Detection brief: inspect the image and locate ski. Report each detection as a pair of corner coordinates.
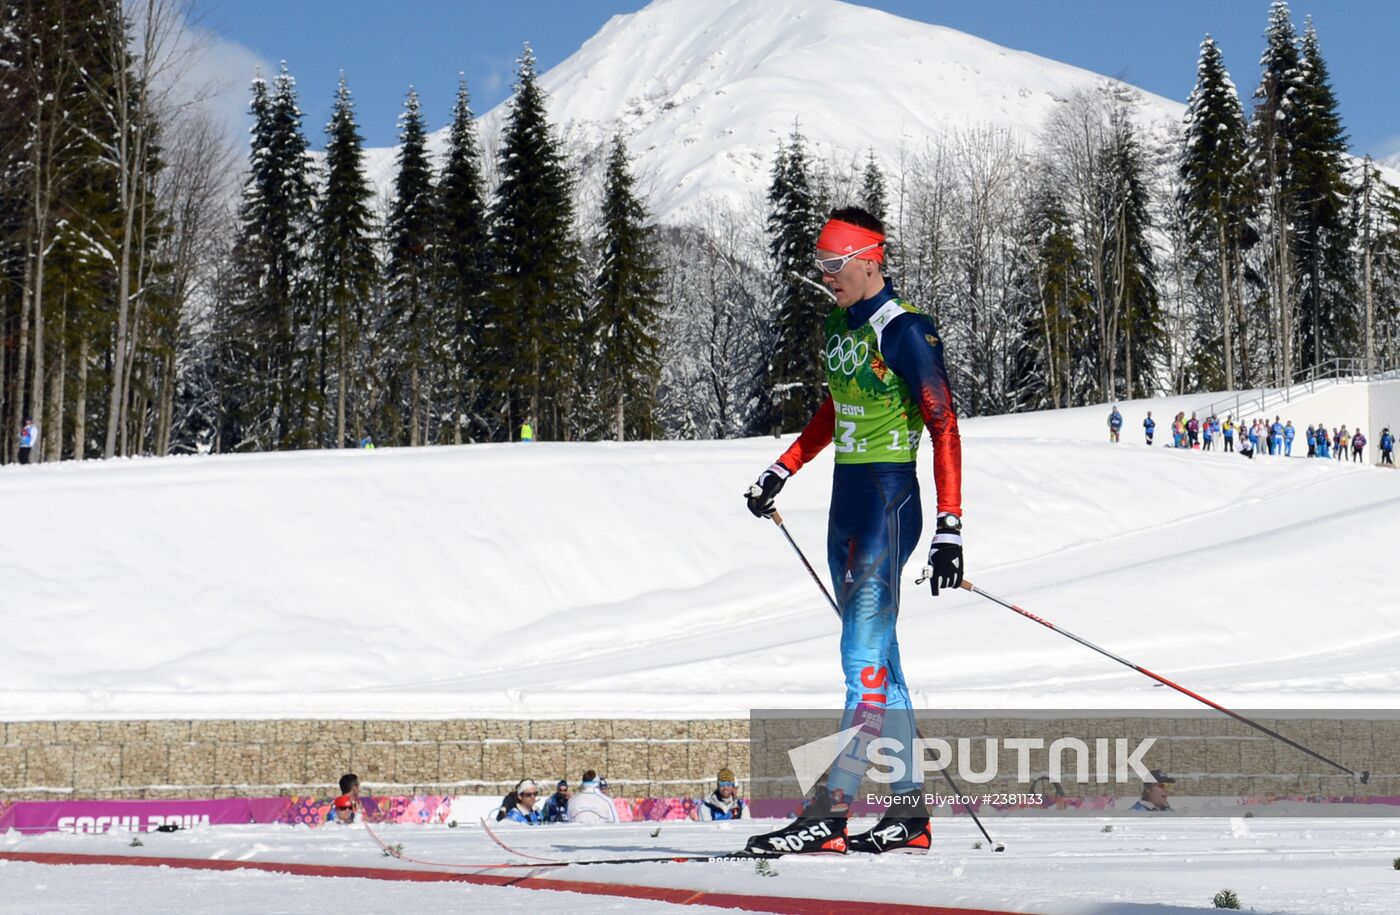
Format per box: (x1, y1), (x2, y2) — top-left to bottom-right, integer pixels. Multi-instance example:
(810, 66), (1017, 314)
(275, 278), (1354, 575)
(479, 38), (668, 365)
(478, 815), (779, 867)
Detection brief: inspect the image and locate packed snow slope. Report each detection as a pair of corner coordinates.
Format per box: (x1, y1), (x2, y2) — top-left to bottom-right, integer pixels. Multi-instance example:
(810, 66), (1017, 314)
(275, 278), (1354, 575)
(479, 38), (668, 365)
(4, 384), (1397, 720)
(363, 0), (1185, 224)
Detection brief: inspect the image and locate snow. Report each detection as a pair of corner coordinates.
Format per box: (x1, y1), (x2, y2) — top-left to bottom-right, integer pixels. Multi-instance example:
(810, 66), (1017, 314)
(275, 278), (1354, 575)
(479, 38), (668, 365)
(3, 380), (1398, 720)
(3, 817), (1399, 914)
(357, 0), (1187, 225)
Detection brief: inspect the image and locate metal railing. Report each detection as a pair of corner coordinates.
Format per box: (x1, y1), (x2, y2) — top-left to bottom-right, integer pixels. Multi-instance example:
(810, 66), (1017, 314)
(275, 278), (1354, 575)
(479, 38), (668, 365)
(1190, 357), (1400, 421)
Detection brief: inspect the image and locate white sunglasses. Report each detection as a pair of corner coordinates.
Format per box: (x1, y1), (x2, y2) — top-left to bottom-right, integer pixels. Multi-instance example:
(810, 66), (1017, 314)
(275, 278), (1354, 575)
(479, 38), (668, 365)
(814, 242), (882, 275)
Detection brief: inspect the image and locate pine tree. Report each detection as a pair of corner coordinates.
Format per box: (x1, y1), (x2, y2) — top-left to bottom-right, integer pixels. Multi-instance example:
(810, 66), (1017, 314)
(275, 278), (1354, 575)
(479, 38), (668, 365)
(1291, 19), (1353, 371)
(488, 45), (584, 441)
(1250, 0), (1304, 385)
(591, 133), (663, 441)
(766, 125), (826, 433)
(227, 64), (316, 450)
(858, 148), (893, 268)
(315, 74), (377, 448)
(1104, 111), (1164, 398)
(435, 76), (493, 443)
(1023, 182), (1090, 408)
(1181, 35), (1251, 389)
(382, 87), (436, 446)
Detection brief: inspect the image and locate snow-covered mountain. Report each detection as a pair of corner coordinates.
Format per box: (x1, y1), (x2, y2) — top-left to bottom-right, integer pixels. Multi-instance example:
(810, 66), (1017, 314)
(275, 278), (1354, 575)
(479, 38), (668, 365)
(362, 0), (1186, 224)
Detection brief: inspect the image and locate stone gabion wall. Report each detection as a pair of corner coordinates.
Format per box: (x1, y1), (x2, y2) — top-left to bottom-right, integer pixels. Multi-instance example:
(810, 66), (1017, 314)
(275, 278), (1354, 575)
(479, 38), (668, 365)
(0, 719), (750, 801)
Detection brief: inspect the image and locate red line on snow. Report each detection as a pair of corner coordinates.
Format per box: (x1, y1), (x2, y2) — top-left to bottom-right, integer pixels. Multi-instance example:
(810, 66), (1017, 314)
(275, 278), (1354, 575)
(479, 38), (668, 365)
(0, 850), (1030, 915)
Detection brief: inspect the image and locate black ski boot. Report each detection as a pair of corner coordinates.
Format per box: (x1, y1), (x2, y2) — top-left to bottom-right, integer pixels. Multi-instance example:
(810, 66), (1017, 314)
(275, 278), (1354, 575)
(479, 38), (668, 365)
(849, 792), (932, 855)
(743, 786), (848, 856)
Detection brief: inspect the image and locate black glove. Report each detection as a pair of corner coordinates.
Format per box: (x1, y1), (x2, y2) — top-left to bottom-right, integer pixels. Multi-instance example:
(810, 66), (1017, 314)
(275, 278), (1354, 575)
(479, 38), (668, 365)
(924, 513), (964, 596)
(745, 464), (789, 518)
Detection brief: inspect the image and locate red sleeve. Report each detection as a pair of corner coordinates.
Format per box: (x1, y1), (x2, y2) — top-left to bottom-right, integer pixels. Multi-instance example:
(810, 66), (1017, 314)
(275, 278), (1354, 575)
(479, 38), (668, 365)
(914, 379), (963, 517)
(775, 397), (835, 474)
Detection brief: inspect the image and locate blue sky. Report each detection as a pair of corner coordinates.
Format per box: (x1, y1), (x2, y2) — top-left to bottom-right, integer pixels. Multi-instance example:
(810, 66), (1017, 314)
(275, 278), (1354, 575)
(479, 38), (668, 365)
(193, 0), (1399, 159)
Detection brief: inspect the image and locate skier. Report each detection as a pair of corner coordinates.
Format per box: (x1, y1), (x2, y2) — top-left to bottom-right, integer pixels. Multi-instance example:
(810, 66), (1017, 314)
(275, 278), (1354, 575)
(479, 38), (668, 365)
(1380, 428), (1394, 466)
(1284, 420), (1295, 457)
(1108, 406), (1123, 443)
(326, 773), (360, 824)
(1143, 411), (1155, 446)
(1352, 429), (1366, 463)
(18, 417), (36, 464)
(694, 767), (748, 821)
(743, 207), (961, 856)
(1222, 415), (1234, 453)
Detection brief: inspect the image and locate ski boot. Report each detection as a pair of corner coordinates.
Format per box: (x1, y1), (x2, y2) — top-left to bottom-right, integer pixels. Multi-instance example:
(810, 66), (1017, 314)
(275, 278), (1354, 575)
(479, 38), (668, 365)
(849, 792), (931, 855)
(743, 786), (848, 856)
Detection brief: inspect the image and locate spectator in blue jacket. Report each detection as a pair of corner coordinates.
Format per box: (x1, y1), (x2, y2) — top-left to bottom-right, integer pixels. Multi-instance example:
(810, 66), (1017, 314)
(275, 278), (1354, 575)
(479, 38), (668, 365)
(1202, 416), (1215, 451)
(1381, 428), (1394, 466)
(502, 779), (543, 824)
(1108, 406), (1123, 443)
(1222, 416), (1235, 452)
(1143, 411), (1155, 446)
(1316, 423), (1330, 458)
(1270, 417), (1284, 457)
(1283, 420), (1295, 456)
(1248, 420), (1260, 454)
(542, 779), (571, 823)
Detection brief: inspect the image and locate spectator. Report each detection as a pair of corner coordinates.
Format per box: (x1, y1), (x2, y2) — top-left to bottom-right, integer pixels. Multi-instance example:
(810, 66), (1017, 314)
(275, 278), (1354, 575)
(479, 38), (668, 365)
(327, 773), (360, 824)
(542, 779), (571, 823)
(1381, 427), (1395, 466)
(18, 417), (36, 465)
(1187, 413), (1200, 448)
(1108, 405), (1123, 443)
(1270, 416), (1284, 457)
(520, 420), (535, 443)
(1222, 415), (1235, 453)
(1305, 424), (1316, 457)
(567, 769), (618, 824)
(1247, 420), (1260, 456)
(1316, 424), (1329, 458)
(1283, 420), (1295, 457)
(1143, 411), (1155, 446)
(503, 779), (543, 824)
(1129, 770), (1174, 812)
(1172, 413), (1185, 448)
(1238, 438), (1254, 460)
(694, 767), (748, 821)
(1201, 416), (1214, 452)
(1352, 429), (1366, 463)
(1337, 426), (1349, 462)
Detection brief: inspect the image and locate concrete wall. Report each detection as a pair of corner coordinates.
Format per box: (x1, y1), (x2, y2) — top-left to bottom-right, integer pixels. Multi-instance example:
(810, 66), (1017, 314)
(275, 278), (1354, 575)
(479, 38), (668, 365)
(0, 720), (749, 802)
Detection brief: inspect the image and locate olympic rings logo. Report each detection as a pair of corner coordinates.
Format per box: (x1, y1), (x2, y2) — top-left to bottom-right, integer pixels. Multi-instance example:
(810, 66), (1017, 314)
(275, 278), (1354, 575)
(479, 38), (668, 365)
(826, 334), (868, 376)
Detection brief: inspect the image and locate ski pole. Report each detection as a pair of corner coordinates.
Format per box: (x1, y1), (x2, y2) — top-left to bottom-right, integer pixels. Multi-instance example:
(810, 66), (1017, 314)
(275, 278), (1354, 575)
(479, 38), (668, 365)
(959, 578), (1370, 784)
(767, 511), (1005, 850)
(770, 510), (838, 613)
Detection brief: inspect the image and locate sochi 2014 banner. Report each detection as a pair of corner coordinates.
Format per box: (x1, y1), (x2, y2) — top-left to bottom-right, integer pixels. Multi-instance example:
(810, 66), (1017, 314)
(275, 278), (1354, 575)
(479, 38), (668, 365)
(0, 794), (710, 835)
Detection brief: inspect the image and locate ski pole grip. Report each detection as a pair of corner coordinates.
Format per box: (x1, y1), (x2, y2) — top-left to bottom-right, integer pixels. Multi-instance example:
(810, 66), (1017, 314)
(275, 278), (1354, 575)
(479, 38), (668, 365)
(959, 578), (974, 591)
(770, 510), (784, 525)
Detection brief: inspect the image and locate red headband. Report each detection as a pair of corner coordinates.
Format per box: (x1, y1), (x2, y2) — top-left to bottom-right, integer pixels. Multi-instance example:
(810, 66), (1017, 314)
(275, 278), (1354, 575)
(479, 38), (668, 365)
(815, 219), (885, 263)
